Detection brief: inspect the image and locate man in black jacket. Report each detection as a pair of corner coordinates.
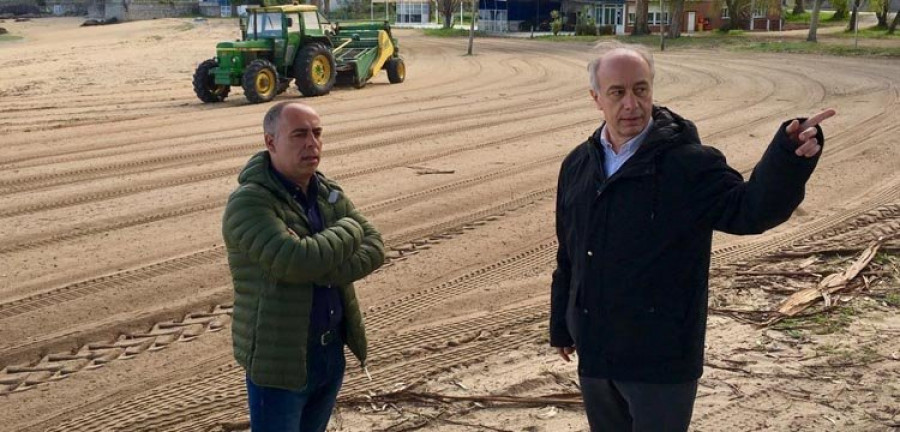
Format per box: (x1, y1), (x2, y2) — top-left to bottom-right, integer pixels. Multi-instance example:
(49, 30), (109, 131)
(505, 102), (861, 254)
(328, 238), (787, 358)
(550, 42), (835, 431)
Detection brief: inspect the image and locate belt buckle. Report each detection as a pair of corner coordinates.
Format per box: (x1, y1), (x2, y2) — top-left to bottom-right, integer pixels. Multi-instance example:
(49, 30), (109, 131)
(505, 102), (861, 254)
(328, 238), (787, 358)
(320, 330), (333, 346)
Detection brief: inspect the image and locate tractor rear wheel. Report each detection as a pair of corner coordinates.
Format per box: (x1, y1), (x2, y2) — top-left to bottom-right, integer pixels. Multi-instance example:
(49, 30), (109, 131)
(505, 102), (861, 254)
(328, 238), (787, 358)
(294, 43), (336, 97)
(386, 57), (406, 84)
(242, 59), (279, 104)
(193, 58), (230, 103)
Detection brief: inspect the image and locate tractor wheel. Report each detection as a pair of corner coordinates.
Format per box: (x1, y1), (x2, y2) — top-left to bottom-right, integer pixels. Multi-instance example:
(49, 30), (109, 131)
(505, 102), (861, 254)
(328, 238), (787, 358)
(386, 57), (406, 84)
(294, 43), (336, 97)
(242, 59), (279, 104)
(193, 58), (230, 103)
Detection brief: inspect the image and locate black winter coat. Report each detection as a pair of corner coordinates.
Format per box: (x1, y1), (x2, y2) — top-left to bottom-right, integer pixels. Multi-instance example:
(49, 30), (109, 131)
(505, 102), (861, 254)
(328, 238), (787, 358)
(550, 106), (822, 383)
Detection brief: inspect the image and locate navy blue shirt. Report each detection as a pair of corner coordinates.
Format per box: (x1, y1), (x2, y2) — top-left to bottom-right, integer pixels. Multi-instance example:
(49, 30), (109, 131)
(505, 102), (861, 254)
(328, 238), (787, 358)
(271, 168), (343, 334)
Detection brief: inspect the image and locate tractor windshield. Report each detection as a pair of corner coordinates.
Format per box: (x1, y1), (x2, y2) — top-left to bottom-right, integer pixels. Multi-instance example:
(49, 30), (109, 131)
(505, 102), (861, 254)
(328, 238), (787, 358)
(250, 12), (283, 38)
(302, 11), (321, 33)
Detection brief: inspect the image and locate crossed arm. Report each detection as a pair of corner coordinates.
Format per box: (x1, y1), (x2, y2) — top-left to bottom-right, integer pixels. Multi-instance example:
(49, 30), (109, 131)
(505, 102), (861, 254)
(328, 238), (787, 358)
(223, 188), (384, 285)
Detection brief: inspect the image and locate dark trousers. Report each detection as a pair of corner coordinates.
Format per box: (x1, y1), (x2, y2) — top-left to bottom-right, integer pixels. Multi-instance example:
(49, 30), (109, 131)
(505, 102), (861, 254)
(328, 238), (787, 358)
(245, 332), (346, 432)
(579, 376), (698, 432)
(566, 304), (697, 431)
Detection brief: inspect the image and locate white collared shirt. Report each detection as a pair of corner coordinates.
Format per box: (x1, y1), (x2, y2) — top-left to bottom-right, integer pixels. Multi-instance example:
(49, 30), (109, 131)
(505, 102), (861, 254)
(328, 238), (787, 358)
(599, 120), (653, 177)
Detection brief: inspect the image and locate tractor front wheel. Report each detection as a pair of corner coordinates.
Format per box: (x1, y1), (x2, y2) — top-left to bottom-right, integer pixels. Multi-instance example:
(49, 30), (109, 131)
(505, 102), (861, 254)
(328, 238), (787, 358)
(193, 58), (230, 103)
(294, 43), (336, 97)
(386, 57), (406, 84)
(242, 59), (279, 104)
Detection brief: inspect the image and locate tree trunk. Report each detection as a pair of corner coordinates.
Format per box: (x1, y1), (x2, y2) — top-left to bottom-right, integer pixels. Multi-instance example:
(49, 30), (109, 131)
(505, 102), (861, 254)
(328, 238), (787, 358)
(876, 0), (889, 27)
(323, 0), (330, 16)
(848, 0), (859, 30)
(807, 0), (822, 41)
(890, 10), (900, 34)
(442, 9), (453, 28)
(723, 0), (749, 30)
(792, 0), (804, 15)
(632, 0), (650, 35)
(466, 0), (475, 54)
(667, 0), (683, 37)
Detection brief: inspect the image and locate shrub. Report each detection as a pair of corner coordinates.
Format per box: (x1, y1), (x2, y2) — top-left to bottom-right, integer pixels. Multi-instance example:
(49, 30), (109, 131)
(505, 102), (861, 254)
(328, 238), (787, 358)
(550, 9), (562, 35)
(574, 5), (597, 36)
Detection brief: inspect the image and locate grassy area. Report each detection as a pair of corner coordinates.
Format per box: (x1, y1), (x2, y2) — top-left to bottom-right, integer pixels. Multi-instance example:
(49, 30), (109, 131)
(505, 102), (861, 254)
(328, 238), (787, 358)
(535, 34), (611, 43)
(885, 292), (900, 307)
(837, 25), (900, 39)
(530, 31), (900, 57)
(0, 34), (23, 42)
(423, 28), (483, 37)
(784, 10), (837, 23)
(534, 33), (747, 48)
(739, 41), (900, 57)
(773, 305), (858, 335)
(426, 21), (900, 57)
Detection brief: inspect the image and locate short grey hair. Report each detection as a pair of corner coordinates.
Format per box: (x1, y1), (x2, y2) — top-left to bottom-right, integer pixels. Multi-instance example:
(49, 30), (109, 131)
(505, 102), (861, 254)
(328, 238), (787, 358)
(587, 41), (656, 94)
(263, 101), (295, 136)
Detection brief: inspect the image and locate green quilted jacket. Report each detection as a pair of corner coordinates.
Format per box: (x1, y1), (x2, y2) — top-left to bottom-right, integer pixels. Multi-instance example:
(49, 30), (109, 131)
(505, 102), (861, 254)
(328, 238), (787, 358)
(223, 151), (384, 391)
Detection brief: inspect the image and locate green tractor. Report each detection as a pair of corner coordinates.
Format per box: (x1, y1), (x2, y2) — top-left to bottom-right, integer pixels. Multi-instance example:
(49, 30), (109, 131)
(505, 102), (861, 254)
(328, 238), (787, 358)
(193, 4), (406, 104)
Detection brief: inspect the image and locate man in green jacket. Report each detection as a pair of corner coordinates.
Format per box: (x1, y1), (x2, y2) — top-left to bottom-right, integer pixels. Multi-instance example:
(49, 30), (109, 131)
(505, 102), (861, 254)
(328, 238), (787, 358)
(223, 101), (384, 431)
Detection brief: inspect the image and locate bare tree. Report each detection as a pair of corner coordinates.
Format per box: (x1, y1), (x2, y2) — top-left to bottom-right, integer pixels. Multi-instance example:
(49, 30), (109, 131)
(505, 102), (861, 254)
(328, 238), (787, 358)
(806, 0), (823, 41)
(438, 0), (462, 28)
(632, 0), (650, 34)
(667, 0), (684, 38)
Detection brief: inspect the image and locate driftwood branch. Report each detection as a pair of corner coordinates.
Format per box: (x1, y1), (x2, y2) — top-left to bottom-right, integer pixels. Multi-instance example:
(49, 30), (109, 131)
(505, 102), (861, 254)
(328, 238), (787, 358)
(766, 240), (883, 326)
(340, 390), (583, 407)
(406, 165), (456, 175)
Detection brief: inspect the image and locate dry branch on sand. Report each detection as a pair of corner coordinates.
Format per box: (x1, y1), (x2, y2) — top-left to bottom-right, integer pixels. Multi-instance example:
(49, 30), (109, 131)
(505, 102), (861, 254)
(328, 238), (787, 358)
(766, 239), (884, 325)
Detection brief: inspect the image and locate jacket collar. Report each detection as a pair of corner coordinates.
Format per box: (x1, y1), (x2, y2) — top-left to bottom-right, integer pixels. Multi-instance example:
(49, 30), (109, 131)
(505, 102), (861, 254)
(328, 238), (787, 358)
(587, 106), (700, 181)
(237, 151), (335, 209)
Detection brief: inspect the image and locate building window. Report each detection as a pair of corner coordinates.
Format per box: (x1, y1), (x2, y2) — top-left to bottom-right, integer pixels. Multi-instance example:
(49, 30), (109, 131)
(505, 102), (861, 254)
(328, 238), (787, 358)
(753, 4), (767, 17)
(628, 12), (635, 24)
(721, 7), (729, 18)
(648, 12), (669, 24)
(592, 5), (621, 26)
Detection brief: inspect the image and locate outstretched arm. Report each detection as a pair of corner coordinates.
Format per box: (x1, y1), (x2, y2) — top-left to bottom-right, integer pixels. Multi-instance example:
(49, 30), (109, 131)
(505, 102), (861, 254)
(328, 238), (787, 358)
(693, 109), (836, 234)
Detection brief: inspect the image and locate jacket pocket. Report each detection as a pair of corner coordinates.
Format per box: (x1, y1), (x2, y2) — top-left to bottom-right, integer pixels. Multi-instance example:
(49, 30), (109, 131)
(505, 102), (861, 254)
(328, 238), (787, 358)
(606, 304), (686, 363)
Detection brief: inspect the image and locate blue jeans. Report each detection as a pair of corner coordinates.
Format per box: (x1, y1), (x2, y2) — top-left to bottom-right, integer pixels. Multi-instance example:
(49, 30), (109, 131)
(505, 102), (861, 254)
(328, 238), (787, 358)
(246, 333), (346, 432)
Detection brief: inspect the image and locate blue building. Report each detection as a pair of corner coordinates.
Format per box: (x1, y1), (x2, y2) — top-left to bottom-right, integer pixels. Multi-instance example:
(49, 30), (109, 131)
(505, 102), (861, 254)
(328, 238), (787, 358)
(479, 0), (627, 33)
(479, 0), (562, 32)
